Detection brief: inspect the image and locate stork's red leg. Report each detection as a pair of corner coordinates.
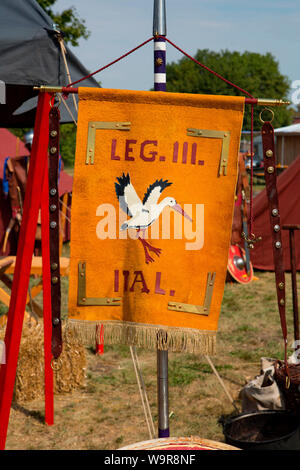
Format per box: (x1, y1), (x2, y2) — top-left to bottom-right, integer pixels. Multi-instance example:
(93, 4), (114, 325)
(137, 229), (161, 264)
(138, 237), (155, 264)
(142, 239), (162, 256)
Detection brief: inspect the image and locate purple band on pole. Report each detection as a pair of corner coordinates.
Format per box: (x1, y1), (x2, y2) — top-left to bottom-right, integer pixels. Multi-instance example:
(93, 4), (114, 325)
(154, 83), (166, 92)
(154, 37), (166, 92)
(159, 428), (170, 438)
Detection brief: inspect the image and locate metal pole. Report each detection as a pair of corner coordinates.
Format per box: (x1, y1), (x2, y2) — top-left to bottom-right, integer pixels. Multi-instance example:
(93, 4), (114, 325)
(153, 0), (167, 37)
(157, 343), (169, 437)
(153, 1), (167, 92)
(153, 0), (169, 439)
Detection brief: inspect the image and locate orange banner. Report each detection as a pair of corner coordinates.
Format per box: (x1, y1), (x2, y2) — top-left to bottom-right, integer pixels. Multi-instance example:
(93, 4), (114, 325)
(68, 88), (244, 354)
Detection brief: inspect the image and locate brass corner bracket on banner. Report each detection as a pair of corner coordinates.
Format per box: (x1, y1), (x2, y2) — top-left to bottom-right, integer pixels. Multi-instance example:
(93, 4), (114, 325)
(77, 261), (121, 306)
(86, 121), (131, 164)
(168, 272), (216, 315)
(187, 128), (231, 176)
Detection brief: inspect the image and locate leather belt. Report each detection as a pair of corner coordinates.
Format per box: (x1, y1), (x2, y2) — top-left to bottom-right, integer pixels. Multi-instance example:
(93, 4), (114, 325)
(261, 120), (287, 362)
(49, 106), (62, 359)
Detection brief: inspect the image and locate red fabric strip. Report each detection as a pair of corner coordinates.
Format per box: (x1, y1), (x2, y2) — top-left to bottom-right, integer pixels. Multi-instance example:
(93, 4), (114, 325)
(163, 36), (254, 99)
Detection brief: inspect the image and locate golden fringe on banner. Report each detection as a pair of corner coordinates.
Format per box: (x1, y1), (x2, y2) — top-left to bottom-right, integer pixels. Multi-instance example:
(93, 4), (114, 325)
(67, 319), (216, 354)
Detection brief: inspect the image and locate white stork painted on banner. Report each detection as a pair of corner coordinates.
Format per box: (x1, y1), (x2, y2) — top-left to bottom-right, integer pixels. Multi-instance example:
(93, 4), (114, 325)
(115, 173), (192, 264)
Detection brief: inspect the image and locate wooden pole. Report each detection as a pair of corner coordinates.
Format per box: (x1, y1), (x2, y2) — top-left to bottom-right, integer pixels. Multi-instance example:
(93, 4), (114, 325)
(283, 224), (300, 342)
(0, 92), (51, 449)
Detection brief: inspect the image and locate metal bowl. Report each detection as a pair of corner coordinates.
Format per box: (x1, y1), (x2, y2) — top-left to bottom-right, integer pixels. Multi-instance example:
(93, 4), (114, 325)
(223, 410), (300, 450)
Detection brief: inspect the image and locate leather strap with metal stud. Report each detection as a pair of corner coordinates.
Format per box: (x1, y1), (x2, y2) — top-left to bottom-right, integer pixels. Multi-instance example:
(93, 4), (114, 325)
(49, 104), (62, 359)
(261, 119), (288, 365)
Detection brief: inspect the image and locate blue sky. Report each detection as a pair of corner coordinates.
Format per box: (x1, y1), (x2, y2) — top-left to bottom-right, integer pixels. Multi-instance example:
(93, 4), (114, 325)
(55, 0), (300, 96)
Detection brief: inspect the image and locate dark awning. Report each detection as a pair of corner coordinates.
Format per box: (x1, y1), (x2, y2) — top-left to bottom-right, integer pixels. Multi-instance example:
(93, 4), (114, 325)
(0, 0), (99, 126)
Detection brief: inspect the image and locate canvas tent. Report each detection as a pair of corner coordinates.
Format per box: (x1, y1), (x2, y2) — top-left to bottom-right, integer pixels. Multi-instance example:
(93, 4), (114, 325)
(274, 123), (300, 167)
(0, 128), (73, 196)
(0, 128), (73, 255)
(0, 0), (99, 127)
(251, 155), (300, 271)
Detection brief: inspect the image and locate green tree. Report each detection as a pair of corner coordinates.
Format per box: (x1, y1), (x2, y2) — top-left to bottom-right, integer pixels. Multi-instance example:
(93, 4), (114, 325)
(36, 0), (90, 46)
(59, 123), (77, 167)
(166, 49), (292, 130)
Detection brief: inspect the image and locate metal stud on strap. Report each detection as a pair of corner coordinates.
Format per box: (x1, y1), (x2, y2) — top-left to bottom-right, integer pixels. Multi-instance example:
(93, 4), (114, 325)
(261, 119), (287, 362)
(49, 102), (62, 359)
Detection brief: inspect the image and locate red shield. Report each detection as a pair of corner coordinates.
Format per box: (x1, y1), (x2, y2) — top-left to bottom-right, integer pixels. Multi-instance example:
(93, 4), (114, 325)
(227, 244), (253, 284)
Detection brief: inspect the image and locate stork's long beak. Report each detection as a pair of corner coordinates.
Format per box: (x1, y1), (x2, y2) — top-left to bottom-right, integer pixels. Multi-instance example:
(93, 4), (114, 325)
(172, 204), (193, 222)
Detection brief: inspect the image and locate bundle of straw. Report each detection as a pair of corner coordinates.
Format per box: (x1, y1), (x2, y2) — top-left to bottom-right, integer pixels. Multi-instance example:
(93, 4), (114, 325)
(0, 321), (86, 403)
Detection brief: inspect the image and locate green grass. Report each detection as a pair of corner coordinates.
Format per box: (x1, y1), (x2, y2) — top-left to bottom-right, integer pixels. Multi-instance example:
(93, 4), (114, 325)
(168, 357), (234, 386)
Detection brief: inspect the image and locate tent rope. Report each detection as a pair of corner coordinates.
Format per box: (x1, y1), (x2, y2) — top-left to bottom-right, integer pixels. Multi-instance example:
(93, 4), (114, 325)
(130, 346), (155, 439)
(58, 35), (78, 114)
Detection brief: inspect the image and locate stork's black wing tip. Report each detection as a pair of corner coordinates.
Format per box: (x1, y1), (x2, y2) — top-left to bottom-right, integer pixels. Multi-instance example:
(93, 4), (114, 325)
(143, 178), (173, 205)
(115, 173), (131, 198)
